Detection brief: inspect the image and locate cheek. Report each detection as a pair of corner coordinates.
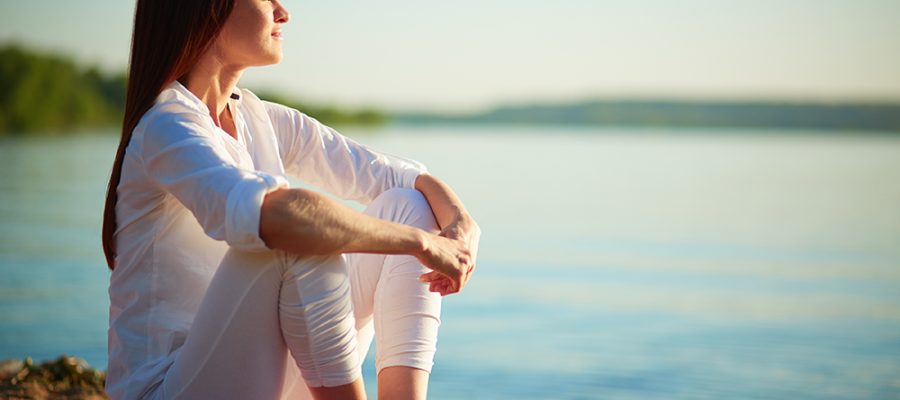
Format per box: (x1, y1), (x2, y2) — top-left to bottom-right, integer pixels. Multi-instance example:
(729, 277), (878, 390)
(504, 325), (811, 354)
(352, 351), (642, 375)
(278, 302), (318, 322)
(221, 7), (268, 42)
(214, 29), (244, 58)
(217, 25), (262, 56)
(211, 7), (276, 64)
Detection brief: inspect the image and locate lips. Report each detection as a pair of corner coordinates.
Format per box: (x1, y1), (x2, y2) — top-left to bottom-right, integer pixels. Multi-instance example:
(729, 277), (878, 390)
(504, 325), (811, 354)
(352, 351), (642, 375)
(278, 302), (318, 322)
(272, 31), (283, 40)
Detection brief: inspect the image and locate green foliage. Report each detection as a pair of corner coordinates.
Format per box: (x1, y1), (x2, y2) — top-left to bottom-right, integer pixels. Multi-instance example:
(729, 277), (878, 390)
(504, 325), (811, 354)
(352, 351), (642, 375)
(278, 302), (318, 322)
(0, 44), (125, 135)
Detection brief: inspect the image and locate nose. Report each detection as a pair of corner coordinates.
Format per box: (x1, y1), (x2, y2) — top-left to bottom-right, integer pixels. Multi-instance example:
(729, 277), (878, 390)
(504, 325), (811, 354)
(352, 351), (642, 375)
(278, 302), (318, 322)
(274, 0), (290, 23)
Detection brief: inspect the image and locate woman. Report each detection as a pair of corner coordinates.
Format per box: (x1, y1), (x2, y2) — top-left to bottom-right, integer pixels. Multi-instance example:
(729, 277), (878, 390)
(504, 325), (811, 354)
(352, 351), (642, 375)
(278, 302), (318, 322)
(102, 0), (480, 399)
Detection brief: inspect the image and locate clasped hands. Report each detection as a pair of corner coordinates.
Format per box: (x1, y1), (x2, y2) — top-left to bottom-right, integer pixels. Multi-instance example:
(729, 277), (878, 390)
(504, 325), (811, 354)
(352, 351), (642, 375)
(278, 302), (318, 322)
(416, 215), (481, 296)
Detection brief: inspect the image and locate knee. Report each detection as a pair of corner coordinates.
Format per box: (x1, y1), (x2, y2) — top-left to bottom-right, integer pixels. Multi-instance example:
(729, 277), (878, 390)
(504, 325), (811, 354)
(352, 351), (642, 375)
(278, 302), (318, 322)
(373, 188), (429, 211)
(366, 188), (438, 231)
(279, 252), (347, 283)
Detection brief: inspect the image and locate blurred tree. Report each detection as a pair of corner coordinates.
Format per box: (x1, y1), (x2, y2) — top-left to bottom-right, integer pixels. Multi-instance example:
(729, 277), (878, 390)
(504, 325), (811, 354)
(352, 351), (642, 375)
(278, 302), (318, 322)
(0, 44), (124, 135)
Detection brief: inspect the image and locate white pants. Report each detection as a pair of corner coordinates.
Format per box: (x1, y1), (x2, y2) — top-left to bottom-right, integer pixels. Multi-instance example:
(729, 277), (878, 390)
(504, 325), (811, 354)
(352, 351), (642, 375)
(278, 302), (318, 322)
(151, 188), (442, 399)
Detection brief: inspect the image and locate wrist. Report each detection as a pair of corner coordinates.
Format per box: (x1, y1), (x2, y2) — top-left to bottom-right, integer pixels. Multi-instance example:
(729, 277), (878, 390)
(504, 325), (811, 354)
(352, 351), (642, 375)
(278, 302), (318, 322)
(453, 212), (476, 232)
(407, 227), (430, 258)
(461, 212), (475, 225)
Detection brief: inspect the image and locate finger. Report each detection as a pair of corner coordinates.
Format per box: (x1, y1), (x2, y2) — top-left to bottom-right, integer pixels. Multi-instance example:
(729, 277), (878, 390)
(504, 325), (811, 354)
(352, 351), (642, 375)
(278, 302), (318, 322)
(429, 279), (447, 291)
(457, 260), (473, 291)
(419, 271), (444, 283)
(438, 278), (456, 295)
(432, 281), (451, 295)
(438, 283), (453, 296)
(428, 276), (450, 290)
(449, 278), (461, 294)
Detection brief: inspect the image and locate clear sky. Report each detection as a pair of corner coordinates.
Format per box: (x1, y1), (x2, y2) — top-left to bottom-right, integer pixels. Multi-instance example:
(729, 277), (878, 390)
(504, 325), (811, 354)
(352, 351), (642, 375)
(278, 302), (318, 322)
(2, 0), (899, 112)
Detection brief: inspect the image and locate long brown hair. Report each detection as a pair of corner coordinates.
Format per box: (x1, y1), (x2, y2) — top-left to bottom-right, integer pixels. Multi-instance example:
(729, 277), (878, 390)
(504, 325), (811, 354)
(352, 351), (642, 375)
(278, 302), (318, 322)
(102, 0), (235, 269)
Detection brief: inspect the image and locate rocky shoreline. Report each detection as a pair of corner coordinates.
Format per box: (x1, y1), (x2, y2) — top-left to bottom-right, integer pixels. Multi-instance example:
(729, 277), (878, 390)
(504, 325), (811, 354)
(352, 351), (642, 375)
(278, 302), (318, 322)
(0, 356), (107, 399)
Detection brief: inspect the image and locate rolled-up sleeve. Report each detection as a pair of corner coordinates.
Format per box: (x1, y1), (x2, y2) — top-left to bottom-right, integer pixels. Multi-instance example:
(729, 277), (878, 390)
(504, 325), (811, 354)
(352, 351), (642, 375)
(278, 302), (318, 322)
(138, 111), (288, 251)
(262, 101), (427, 204)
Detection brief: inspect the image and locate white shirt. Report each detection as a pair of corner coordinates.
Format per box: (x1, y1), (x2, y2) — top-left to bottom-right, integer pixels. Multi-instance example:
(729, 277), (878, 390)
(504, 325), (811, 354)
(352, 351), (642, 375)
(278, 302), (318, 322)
(106, 81), (426, 399)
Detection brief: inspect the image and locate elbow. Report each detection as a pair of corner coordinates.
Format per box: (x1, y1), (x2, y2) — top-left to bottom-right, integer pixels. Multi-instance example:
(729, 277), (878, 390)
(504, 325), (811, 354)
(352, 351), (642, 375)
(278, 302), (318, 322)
(259, 187), (294, 251)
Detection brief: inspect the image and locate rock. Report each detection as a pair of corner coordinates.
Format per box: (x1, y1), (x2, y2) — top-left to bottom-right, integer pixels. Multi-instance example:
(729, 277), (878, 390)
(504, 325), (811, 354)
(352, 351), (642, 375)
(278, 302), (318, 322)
(0, 359), (24, 376)
(0, 355), (108, 399)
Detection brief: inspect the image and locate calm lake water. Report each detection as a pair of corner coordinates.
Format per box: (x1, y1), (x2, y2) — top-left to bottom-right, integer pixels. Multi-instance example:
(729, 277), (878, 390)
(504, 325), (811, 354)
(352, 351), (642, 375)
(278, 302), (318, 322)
(2, 125), (900, 399)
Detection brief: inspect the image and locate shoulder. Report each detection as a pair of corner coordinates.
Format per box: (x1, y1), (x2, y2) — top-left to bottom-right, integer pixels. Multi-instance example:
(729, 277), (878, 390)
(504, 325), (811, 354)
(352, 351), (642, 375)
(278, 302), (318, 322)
(238, 88), (300, 121)
(140, 87), (209, 131)
(133, 96), (213, 155)
(238, 88), (319, 134)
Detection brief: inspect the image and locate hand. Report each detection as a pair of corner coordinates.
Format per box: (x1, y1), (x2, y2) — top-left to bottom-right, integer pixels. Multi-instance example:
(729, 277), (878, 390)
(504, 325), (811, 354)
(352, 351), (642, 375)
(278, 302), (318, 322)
(418, 217), (481, 296)
(415, 233), (471, 295)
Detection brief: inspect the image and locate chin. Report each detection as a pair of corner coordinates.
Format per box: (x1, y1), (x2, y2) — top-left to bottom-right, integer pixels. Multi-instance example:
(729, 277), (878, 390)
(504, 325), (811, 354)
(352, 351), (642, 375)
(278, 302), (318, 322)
(253, 52), (283, 67)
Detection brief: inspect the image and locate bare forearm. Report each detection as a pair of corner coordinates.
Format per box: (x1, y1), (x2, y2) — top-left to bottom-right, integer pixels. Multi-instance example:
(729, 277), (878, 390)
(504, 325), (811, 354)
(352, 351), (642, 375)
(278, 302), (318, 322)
(259, 188), (425, 256)
(414, 172), (473, 229)
(414, 172), (481, 294)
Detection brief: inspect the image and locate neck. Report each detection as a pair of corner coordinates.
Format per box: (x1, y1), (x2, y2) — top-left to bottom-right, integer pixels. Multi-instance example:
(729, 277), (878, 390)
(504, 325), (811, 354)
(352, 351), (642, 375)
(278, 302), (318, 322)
(181, 52), (244, 127)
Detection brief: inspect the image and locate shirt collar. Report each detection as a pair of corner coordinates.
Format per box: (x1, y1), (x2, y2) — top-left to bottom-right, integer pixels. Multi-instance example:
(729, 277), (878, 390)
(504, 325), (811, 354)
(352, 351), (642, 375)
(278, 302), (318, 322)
(159, 80), (243, 114)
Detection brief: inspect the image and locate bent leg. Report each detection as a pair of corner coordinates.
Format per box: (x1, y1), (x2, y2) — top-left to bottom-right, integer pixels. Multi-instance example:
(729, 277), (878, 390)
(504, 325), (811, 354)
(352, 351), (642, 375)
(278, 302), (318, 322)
(279, 252), (364, 396)
(347, 188), (442, 399)
(155, 248), (364, 400)
(155, 249), (292, 400)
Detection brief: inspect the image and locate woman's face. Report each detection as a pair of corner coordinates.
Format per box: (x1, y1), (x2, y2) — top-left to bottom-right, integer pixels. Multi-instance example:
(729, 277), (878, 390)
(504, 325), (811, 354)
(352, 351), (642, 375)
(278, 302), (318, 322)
(213, 0), (290, 67)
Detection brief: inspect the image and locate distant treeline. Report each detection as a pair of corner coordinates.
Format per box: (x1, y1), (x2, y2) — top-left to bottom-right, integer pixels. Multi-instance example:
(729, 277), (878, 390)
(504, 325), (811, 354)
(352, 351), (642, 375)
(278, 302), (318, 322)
(6, 44), (900, 134)
(397, 100), (900, 132)
(253, 92), (387, 127)
(0, 44), (386, 135)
